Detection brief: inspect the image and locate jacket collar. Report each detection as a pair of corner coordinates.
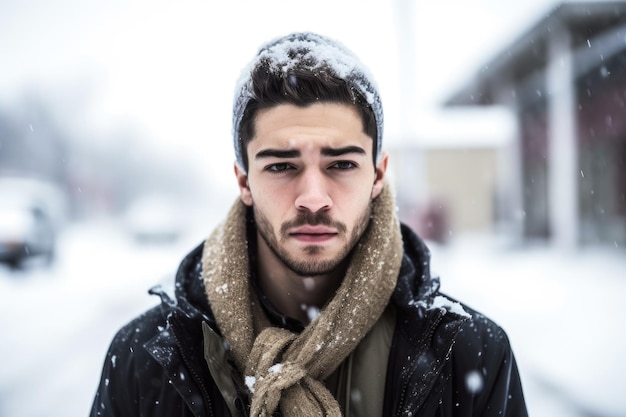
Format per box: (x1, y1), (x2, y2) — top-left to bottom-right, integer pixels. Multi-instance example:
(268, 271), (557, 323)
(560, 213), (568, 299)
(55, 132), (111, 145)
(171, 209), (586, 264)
(384, 224), (471, 416)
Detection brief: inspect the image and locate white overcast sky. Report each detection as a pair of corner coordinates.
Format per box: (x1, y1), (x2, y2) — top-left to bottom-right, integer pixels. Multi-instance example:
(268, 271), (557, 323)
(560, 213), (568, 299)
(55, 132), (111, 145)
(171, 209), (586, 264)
(0, 0), (591, 182)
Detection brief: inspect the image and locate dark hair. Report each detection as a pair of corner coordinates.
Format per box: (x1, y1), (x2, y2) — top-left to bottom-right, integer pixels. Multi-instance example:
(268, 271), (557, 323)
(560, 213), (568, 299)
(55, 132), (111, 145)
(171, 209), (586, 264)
(237, 61), (378, 172)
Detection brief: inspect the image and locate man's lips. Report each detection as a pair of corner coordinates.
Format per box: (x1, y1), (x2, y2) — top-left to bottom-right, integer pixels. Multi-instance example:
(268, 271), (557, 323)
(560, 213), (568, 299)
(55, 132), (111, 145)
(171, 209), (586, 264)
(291, 225), (336, 234)
(289, 226), (338, 242)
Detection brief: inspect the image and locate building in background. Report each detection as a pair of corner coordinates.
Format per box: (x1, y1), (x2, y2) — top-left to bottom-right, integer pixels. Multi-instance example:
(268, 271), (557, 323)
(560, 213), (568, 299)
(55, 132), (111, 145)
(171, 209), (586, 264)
(446, 1), (626, 249)
(388, 109), (516, 243)
(388, 0), (519, 243)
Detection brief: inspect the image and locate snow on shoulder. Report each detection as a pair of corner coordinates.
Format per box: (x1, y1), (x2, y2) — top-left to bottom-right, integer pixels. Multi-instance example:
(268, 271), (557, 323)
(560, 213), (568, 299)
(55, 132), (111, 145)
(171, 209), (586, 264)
(430, 295), (471, 318)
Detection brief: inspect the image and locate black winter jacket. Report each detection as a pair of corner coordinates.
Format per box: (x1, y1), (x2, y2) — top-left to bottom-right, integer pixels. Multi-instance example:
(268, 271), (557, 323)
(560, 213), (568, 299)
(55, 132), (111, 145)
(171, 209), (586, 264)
(90, 225), (528, 417)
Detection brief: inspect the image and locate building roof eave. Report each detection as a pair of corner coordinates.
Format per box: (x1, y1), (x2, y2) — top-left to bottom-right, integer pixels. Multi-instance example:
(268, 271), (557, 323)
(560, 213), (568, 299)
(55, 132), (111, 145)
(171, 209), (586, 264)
(445, 1), (626, 107)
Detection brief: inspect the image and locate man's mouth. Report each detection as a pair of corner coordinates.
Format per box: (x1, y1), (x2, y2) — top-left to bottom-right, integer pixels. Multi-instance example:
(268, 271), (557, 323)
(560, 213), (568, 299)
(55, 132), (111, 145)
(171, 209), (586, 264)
(289, 226), (338, 243)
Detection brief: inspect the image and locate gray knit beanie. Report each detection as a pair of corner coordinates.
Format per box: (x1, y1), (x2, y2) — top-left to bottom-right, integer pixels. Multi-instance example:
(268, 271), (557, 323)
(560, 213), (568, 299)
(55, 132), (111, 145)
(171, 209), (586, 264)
(232, 32), (384, 173)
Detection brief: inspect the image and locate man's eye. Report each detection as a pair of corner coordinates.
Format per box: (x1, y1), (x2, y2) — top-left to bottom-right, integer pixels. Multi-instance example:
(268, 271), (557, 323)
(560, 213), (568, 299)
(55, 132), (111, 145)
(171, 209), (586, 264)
(266, 163), (294, 172)
(330, 161), (357, 170)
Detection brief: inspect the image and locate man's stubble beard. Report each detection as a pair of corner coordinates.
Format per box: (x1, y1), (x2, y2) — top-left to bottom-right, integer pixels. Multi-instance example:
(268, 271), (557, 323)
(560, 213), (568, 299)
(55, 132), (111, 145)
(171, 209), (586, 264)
(253, 203), (373, 277)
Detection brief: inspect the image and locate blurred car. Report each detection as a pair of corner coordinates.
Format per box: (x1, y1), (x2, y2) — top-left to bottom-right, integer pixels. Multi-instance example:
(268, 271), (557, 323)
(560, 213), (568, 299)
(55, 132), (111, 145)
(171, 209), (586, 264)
(0, 201), (56, 268)
(0, 177), (65, 269)
(123, 194), (186, 244)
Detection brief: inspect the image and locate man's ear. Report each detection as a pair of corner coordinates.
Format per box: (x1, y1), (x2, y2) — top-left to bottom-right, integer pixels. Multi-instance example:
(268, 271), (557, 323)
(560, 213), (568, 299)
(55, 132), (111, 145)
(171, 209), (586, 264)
(371, 152), (388, 199)
(234, 163), (253, 206)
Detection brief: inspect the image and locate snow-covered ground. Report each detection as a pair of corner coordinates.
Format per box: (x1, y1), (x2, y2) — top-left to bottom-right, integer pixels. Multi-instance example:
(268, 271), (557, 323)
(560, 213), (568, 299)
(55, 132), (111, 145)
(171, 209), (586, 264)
(0, 220), (624, 417)
(431, 235), (626, 417)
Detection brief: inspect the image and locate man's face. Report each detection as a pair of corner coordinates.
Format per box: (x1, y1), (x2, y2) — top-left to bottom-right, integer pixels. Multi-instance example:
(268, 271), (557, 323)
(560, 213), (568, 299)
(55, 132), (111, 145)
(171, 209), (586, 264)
(235, 102), (387, 277)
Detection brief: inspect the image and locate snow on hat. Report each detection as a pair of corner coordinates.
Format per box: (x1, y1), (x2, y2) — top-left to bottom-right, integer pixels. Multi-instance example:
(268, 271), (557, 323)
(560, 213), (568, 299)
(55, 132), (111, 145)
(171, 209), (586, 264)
(232, 32), (384, 173)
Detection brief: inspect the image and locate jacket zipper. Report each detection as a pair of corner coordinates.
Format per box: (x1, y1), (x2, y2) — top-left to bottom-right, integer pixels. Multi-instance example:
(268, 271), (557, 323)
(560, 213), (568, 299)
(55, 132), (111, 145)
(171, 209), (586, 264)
(395, 311), (444, 416)
(170, 316), (215, 417)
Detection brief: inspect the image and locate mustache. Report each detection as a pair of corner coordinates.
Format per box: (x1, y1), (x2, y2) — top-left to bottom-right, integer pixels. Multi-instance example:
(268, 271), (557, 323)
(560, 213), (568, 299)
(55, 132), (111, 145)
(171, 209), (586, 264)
(280, 212), (347, 235)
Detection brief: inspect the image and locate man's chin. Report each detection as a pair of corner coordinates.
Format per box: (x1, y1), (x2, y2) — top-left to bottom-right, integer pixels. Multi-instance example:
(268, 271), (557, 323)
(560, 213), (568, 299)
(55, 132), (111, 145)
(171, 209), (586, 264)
(301, 245), (327, 256)
(282, 255), (343, 277)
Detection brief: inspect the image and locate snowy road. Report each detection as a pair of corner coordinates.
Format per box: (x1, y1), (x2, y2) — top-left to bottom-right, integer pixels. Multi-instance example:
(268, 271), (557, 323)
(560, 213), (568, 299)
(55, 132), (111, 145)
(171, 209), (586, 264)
(1, 221), (624, 417)
(0, 220), (194, 417)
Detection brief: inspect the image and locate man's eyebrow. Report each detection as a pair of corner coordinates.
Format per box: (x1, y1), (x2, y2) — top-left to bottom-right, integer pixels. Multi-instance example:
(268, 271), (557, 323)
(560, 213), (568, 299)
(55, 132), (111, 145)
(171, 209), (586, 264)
(321, 146), (367, 157)
(255, 149), (301, 159)
(255, 146), (366, 160)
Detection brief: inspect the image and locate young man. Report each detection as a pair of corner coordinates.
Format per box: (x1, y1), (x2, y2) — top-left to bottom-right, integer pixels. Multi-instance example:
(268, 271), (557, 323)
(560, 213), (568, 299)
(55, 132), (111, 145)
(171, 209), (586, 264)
(91, 32), (528, 417)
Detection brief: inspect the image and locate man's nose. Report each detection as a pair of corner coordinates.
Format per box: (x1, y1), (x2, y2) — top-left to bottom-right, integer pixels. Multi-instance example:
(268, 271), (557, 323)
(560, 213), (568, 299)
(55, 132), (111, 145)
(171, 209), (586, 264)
(294, 169), (333, 213)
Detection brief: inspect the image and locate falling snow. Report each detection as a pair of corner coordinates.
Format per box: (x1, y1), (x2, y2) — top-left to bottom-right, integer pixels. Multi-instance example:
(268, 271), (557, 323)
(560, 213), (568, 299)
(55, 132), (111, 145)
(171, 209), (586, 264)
(465, 370), (484, 394)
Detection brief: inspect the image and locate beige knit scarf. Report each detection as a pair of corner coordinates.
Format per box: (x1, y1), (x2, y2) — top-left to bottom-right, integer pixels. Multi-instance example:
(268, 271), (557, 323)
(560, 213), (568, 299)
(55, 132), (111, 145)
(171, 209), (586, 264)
(202, 183), (403, 417)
